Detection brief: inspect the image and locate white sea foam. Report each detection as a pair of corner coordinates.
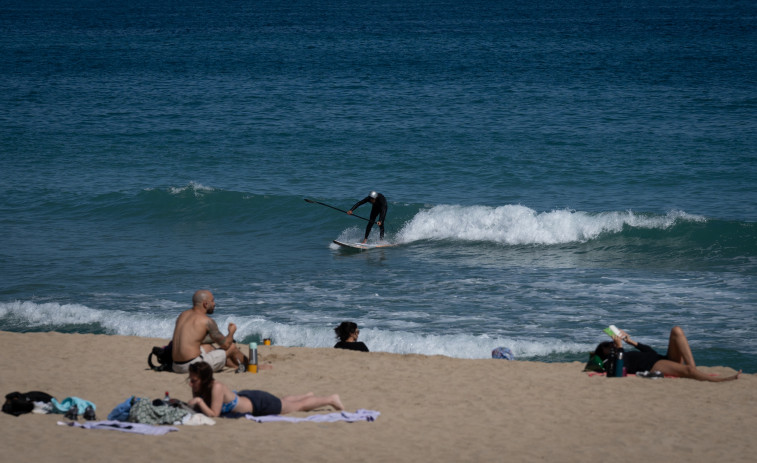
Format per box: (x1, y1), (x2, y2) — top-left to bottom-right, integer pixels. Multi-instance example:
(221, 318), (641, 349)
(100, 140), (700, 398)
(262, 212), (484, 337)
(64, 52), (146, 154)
(0, 301), (592, 359)
(168, 181), (214, 195)
(216, 319), (593, 359)
(396, 205), (705, 245)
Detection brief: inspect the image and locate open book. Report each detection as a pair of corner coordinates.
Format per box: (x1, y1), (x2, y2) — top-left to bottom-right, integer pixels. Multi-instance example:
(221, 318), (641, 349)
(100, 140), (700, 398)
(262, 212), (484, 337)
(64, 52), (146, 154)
(603, 325), (621, 338)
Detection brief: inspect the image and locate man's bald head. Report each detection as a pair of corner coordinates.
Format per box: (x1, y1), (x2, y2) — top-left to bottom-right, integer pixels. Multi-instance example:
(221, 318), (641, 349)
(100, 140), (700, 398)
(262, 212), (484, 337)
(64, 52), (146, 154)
(192, 290), (215, 313)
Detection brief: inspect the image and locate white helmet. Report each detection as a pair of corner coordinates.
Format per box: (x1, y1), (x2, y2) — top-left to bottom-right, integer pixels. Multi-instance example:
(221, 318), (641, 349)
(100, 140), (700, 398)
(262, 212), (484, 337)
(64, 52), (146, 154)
(369, 191), (378, 198)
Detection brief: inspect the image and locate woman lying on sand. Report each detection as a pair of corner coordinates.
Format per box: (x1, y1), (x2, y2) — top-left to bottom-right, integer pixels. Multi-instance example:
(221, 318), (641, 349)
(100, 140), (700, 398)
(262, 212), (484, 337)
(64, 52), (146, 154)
(187, 361), (344, 417)
(594, 326), (741, 382)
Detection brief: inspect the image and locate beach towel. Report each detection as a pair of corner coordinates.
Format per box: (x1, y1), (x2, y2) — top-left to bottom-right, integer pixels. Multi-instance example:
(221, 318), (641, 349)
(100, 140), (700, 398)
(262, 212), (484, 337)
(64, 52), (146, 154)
(245, 409), (380, 423)
(182, 413), (216, 426)
(586, 371), (680, 378)
(58, 420), (178, 435)
(51, 397), (96, 415)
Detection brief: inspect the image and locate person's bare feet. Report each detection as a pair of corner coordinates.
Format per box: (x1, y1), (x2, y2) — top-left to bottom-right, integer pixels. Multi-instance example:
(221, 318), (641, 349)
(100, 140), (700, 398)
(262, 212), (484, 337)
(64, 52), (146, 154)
(330, 394), (344, 411)
(718, 369), (742, 382)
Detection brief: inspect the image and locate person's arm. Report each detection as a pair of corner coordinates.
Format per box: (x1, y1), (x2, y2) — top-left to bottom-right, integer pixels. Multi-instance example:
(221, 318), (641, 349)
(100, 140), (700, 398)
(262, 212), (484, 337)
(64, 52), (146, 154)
(188, 382), (226, 417)
(206, 319), (235, 350)
(378, 198), (387, 225)
(349, 197), (369, 213)
(188, 396), (213, 416)
(631, 341), (654, 353)
(619, 331), (654, 352)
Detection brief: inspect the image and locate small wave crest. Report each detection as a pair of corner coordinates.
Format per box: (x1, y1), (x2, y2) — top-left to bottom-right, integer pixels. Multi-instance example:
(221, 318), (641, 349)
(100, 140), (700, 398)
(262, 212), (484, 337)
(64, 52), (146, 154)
(122, 183), (279, 222)
(0, 300), (175, 337)
(396, 205), (705, 245)
(166, 181), (215, 196)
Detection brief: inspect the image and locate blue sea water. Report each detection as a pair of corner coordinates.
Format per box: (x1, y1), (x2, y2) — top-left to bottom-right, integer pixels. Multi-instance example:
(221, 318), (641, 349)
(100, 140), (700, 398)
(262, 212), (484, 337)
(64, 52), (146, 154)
(2, 0), (756, 372)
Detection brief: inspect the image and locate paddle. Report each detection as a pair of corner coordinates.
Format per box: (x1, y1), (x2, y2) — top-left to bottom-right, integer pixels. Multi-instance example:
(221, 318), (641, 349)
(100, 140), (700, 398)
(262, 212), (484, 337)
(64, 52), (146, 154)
(304, 198), (370, 221)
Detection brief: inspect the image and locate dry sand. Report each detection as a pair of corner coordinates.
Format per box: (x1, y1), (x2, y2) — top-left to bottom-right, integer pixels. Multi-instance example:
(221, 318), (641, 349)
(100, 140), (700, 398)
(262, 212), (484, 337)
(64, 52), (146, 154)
(1, 331), (755, 462)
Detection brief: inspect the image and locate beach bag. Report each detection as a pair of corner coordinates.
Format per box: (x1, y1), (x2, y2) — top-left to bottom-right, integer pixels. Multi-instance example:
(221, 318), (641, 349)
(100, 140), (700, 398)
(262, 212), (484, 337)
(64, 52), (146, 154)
(148, 341), (173, 372)
(128, 397), (189, 425)
(3, 391), (54, 416)
(584, 353), (605, 373)
(108, 396), (137, 421)
(492, 347), (514, 360)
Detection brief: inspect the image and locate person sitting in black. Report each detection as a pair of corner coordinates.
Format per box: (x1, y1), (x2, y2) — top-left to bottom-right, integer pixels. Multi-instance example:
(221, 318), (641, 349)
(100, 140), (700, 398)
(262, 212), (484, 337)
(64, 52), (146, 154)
(334, 321), (369, 352)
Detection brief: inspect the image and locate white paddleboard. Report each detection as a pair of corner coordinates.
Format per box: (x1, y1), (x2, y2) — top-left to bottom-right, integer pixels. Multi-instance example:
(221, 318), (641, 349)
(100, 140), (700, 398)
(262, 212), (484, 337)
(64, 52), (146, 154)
(333, 240), (395, 250)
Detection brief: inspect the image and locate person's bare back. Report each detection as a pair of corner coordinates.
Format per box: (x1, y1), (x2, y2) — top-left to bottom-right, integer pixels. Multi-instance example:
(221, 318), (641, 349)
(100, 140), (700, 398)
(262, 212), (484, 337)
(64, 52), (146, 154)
(172, 308), (216, 362)
(171, 290), (245, 371)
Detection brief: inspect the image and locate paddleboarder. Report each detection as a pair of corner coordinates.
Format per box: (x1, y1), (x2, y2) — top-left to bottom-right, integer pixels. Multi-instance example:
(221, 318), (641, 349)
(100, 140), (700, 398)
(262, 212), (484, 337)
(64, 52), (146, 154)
(347, 191), (387, 243)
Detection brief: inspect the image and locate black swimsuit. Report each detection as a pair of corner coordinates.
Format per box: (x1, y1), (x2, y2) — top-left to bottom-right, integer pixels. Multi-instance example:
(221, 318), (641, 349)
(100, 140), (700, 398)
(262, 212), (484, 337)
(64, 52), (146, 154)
(623, 342), (667, 374)
(236, 390), (282, 417)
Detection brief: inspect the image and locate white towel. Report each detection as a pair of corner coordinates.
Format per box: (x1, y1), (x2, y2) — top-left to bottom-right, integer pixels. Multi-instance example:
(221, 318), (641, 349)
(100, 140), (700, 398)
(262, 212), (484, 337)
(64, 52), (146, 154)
(57, 420), (178, 435)
(246, 409), (380, 423)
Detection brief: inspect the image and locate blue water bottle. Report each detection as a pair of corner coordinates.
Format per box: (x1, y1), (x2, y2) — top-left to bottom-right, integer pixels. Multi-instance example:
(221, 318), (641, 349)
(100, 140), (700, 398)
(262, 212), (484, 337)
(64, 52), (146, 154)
(615, 348), (624, 378)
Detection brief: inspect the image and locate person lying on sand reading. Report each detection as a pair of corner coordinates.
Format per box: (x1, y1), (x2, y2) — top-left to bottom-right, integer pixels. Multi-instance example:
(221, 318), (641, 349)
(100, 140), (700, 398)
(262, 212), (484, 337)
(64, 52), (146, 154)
(187, 362), (344, 417)
(171, 290), (247, 374)
(334, 321), (369, 352)
(594, 325), (741, 382)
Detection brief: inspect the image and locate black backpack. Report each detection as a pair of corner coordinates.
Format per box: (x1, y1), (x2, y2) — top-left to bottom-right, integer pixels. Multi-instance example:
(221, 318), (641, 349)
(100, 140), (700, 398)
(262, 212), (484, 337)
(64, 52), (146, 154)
(3, 391), (54, 416)
(147, 341), (173, 372)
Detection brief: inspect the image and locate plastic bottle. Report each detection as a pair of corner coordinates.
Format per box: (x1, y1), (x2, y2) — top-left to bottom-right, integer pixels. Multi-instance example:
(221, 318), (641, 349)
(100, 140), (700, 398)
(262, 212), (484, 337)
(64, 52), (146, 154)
(248, 342), (258, 373)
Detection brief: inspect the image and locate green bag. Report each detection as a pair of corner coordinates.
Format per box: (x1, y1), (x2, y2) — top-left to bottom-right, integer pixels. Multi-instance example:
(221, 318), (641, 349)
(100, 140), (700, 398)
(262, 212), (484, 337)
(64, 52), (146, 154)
(584, 353), (605, 373)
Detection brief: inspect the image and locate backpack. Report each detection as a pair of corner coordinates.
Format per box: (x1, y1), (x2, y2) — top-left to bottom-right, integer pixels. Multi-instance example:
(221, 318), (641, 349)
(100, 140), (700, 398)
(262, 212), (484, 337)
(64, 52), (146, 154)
(3, 391), (54, 416)
(147, 341), (173, 372)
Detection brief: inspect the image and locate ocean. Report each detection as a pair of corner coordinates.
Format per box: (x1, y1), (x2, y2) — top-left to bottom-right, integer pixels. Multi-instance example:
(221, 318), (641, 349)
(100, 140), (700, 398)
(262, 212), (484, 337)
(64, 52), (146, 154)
(2, 0), (756, 372)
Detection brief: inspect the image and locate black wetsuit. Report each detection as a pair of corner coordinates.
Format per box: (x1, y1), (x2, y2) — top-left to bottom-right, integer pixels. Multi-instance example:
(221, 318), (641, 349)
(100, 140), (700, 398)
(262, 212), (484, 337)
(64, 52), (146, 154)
(334, 341), (370, 352)
(623, 342), (667, 374)
(350, 193), (387, 240)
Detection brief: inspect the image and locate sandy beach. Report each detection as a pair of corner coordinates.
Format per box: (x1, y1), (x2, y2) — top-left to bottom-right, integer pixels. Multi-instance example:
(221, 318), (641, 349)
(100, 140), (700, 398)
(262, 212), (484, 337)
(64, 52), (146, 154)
(1, 330), (754, 462)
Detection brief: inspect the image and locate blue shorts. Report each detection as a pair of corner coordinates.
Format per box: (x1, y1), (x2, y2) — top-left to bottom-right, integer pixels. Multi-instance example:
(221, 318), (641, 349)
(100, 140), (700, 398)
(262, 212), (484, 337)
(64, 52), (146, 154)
(237, 390), (282, 416)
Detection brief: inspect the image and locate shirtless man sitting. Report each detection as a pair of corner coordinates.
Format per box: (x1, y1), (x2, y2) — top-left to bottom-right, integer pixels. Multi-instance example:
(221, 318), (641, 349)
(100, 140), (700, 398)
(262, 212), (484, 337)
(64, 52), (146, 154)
(171, 290), (247, 374)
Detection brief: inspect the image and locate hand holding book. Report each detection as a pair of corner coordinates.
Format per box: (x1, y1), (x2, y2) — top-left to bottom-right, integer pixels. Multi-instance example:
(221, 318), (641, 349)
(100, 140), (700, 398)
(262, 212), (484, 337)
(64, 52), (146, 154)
(604, 325), (632, 345)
